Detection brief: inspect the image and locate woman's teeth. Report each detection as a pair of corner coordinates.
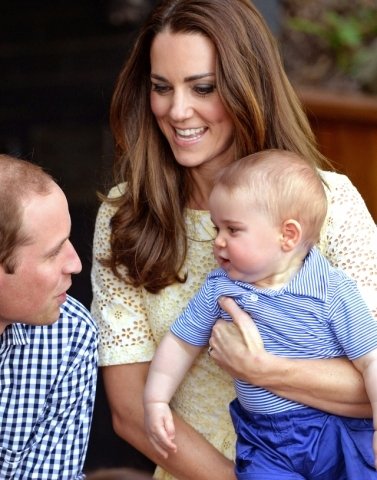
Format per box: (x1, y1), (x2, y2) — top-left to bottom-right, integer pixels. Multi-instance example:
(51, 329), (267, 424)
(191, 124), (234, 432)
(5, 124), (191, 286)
(175, 127), (205, 139)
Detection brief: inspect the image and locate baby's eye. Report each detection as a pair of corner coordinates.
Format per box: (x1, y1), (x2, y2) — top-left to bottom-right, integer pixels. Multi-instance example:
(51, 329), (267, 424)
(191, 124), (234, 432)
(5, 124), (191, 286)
(228, 227), (239, 234)
(193, 84), (215, 96)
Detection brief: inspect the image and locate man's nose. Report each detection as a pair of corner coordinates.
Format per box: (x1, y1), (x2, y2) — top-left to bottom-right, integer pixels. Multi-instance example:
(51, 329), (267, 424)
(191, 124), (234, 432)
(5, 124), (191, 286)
(63, 241), (82, 275)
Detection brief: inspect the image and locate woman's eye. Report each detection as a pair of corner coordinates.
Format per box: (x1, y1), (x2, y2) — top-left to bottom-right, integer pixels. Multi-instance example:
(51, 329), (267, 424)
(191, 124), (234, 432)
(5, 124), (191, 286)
(151, 83), (170, 94)
(194, 84), (215, 96)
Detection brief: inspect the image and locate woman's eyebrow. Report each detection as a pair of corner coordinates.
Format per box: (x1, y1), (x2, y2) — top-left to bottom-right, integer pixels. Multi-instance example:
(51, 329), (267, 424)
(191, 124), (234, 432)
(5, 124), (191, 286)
(150, 72), (215, 82)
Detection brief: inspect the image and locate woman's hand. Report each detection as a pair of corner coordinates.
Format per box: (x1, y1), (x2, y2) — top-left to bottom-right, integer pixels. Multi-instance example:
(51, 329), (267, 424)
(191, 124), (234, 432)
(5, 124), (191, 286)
(208, 296), (273, 383)
(209, 297), (372, 418)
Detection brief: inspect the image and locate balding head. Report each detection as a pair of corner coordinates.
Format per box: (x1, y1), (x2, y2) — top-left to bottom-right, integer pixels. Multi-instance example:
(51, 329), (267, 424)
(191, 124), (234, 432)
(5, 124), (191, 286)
(0, 154), (55, 272)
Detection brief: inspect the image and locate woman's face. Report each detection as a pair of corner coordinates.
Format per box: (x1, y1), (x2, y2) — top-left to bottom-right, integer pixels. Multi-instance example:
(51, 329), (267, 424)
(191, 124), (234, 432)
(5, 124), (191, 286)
(150, 31), (235, 172)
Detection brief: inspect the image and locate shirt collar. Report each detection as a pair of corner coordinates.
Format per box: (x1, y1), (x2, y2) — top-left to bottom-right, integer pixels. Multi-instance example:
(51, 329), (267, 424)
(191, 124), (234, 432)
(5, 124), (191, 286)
(286, 247), (330, 301)
(0, 323), (30, 346)
(210, 247), (330, 302)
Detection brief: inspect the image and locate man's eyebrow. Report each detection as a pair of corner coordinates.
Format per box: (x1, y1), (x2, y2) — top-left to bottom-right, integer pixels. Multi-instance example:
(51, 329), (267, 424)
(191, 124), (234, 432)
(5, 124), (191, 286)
(150, 72), (215, 82)
(44, 235), (70, 258)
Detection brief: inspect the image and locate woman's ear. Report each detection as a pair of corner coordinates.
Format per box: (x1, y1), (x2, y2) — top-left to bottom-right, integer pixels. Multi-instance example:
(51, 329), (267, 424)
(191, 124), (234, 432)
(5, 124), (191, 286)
(280, 219), (302, 251)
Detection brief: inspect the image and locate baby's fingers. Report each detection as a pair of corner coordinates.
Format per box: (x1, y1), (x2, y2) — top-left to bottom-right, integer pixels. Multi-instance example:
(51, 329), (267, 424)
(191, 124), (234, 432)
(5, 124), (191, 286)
(148, 416), (177, 458)
(149, 435), (175, 459)
(145, 403), (177, 458)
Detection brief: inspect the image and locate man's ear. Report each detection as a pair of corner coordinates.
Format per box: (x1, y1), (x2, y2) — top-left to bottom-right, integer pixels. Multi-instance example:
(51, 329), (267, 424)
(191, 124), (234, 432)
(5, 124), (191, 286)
(0, 258), (16, 280)
(0, 264), (6, 286)
(280, 219), (302, 251)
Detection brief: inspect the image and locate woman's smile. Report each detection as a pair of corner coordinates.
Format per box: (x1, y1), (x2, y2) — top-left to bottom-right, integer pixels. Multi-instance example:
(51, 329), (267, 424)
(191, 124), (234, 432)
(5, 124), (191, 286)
(174, 127), (207, 143)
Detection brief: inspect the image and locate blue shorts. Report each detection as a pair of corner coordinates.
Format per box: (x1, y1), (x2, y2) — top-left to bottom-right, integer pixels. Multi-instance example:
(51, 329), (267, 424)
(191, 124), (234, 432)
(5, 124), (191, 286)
(229, 398), (376, 480)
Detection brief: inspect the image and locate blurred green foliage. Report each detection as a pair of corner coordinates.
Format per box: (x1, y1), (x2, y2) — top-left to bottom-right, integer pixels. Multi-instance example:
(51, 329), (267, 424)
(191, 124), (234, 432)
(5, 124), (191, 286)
(284, 3), (377, 93)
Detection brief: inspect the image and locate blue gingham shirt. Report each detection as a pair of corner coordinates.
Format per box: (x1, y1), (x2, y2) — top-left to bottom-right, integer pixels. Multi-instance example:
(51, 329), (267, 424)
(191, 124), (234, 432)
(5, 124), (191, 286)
(0, 295), (98, 479)
(172, 248), (377, 414)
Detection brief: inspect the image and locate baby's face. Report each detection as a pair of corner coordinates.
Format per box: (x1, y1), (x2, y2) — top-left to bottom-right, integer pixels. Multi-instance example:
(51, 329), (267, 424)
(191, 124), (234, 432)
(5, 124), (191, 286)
(209, 185), (283, 286)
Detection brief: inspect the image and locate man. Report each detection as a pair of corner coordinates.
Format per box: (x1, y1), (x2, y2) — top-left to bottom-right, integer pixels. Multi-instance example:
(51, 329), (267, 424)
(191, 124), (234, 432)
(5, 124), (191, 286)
(0, 154), (98, 479)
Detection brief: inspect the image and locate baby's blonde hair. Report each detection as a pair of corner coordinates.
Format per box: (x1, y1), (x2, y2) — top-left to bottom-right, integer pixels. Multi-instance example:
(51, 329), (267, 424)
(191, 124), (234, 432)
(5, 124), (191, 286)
(214, 149), (328, 248)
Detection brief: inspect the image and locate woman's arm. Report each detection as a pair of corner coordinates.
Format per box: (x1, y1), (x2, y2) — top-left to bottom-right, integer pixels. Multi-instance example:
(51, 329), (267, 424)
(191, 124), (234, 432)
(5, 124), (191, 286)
(209, 297), (372, 418)
(103, 362), (236, 480)
(353, 350), (377, 468)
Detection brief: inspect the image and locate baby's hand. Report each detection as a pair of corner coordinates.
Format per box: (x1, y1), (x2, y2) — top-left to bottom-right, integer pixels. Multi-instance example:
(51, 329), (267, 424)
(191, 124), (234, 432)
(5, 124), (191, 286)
(144, 401), (177, 459)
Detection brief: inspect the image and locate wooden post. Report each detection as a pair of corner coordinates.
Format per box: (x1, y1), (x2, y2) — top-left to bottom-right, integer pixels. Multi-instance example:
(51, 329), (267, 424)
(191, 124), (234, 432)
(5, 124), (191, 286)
(298, 87), (377, 222)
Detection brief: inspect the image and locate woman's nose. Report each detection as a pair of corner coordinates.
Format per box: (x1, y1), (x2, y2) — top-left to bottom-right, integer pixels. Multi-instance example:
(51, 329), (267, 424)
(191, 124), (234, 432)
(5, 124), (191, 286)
(169, 91), (193, 121)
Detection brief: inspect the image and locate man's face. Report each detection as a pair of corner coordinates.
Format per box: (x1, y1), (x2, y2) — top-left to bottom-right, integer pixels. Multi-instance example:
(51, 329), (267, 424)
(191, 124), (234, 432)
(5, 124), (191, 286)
(0, 183), (82, 333)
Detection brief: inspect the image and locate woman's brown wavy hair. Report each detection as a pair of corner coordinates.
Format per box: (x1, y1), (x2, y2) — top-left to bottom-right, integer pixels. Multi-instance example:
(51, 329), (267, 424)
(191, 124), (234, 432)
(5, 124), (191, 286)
(104, 0), (329, 294)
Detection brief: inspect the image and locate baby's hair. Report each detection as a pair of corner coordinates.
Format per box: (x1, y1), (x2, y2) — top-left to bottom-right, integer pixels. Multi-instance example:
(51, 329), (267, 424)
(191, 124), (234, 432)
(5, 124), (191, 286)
(214, 149), (328, 247)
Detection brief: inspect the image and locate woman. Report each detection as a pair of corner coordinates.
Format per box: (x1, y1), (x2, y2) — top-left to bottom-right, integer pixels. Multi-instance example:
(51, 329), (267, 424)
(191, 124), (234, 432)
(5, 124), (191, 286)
(91, 1), (377, 479)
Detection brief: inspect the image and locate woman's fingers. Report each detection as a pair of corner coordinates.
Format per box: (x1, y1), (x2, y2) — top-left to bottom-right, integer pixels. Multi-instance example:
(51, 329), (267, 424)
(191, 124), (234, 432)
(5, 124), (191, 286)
(218, 296), (264, 350)
(208, 297), (269, 382)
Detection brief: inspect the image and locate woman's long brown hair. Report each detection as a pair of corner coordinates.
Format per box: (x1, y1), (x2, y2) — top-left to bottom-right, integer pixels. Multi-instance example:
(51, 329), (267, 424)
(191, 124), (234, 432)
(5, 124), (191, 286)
(103, 0), (328, 293)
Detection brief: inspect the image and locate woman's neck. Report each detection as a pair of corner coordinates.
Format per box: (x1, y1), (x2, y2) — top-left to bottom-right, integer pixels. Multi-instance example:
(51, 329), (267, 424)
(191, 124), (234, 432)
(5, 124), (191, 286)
(187, 170), (213, 210)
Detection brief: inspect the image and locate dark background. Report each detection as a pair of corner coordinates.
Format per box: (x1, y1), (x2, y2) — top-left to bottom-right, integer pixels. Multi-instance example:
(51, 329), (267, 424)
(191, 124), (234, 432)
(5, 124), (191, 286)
(0, 0), (279, 474)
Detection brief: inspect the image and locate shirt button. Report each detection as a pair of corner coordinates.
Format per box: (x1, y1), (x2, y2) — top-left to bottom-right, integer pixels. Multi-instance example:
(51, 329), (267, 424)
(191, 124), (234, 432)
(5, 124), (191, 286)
(249, 293), (258, 302)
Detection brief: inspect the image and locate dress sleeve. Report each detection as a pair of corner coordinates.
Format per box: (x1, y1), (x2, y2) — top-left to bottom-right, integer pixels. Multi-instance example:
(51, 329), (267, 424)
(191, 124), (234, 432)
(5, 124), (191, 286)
(90, 186), (156, 366)
(320, 171), (377, 320)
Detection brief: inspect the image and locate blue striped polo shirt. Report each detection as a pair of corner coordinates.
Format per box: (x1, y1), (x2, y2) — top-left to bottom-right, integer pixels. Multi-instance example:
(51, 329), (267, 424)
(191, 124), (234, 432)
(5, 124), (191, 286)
(171, 247), (377, 414)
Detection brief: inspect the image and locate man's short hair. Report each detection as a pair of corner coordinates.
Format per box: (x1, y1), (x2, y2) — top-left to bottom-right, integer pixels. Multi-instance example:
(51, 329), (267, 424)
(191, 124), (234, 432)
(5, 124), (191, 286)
(0, 154), (54, 272)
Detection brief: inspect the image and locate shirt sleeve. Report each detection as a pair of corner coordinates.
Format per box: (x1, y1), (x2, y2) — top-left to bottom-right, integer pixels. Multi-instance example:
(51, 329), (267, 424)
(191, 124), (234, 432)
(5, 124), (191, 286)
(90, 185), (156, 366)
(327, 273), (377, 360)
(171, 277), (220, 346)
(320, 171), (377, 321)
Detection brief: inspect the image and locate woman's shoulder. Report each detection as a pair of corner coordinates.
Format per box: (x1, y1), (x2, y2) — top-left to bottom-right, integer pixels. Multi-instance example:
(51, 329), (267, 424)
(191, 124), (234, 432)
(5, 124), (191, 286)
(95, 183), (126, 220)
(320, 169), (352, 190)
(107, 182), (126, 199)
(320, 169), (367, 208)
(319, 168), (375, 224)
(317, 169), (377, 320)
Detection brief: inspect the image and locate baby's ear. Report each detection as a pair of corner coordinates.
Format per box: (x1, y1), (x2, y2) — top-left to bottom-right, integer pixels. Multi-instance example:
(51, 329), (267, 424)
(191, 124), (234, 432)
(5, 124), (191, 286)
(280, 219), (302, 251)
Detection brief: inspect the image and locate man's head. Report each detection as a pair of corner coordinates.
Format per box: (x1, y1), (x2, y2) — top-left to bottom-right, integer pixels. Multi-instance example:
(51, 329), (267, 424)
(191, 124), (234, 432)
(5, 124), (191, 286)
(0, 154), (82, 333)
